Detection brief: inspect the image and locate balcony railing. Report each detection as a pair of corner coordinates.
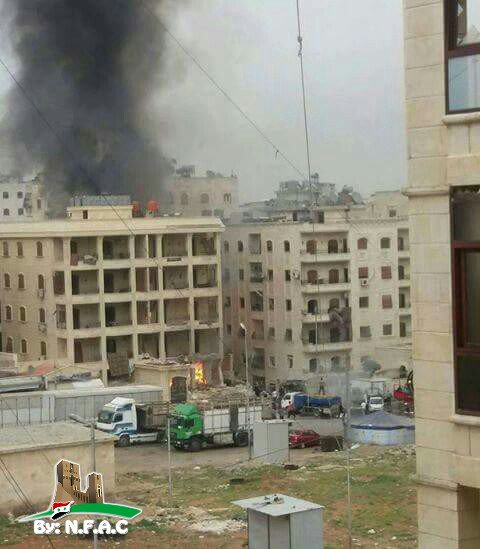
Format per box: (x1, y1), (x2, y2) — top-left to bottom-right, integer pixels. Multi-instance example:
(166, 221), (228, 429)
(250, 274), (264, 283)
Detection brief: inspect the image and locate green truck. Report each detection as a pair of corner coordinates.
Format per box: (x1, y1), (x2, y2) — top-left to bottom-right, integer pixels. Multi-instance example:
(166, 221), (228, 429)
(169, 398), (270, 451)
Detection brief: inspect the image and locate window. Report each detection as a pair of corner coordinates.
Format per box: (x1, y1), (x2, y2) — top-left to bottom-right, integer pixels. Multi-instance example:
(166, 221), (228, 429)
(381, 266), (392, 280)
(328, 269), (339, 284)
(40, 341), (47, 357)
(287, 355), (294, 369)
(17, 242), (23, 257)
(5, 337), (13, 353)
(39, 308), (46, 323)
(358, 267), (369, 279)
(223, 241), (229, 253)
(180, 193), (188, 205)
(269, 356), (276, 367)
(82, 210), (88, 219)
(213, 209), (224, 218)
(2, 242), (8, 256)
(285, 329), (292, 341)
(18, 274), (25, 290)
(2, 191), (8, 199)
(223, 193), (231, 204)
(225, 296), (231, 307)
(201, 209), (212, 216)
(200, 193), (209, 204)
(238, 241), (244, 252)
(268, 269), (273, 281)
(266, 240), (273, 252)
(284, 240), (290, 252)
(383, 324), (393, 336)
(286, 299), (292, 311)
(4, 273), (10, 289)
(380, 237), (390, 249)
(398, 265), (406, 280)
(5, 305), (12, 321)
(36, 241), (43, 257)
(17, 191), (23, 199)
(38, 274), (45, 290)
(268, 327), (275, 339)
(19, 306), (26, 322)
(239, 269), (244, 281)
(357, 237), (368, 250)
(328, 239), (339, 254)
(450, 188), (480, 413)
(240, 297), (245, 309)
(285, 270), (291, 282)
(398, 236), (405, 251)
(360, 326), (371, 338)
(389, 209), (397, 218)
(329, 298), (340, 310)
(382, 295), (393, 309)
(400, 322), (407, 338)
(226, 324), (232, 335)
(269, 298), (275, 310)
(359, 296), (369, 308)
(17, 208), (23, 216)
(309, 358), (317, 373)
(37, 199), (42, 210)
(20, 339), (27, 354)
(446, 0), (480, 112)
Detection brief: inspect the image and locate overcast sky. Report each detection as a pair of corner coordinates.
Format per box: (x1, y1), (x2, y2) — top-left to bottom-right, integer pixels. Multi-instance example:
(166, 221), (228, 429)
(0, 0), (406, 203)
(158, 0), (407, 202)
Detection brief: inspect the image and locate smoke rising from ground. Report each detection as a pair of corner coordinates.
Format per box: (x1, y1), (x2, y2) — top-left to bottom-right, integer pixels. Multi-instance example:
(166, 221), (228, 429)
(2, 0), (171, 208)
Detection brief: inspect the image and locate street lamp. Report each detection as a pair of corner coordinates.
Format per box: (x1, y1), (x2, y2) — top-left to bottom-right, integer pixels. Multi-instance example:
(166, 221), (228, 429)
(240, 322), (252, 459)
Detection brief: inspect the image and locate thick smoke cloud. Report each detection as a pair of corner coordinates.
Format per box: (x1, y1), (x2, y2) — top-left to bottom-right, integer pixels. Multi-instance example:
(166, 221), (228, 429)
(3, 0), (170, 209)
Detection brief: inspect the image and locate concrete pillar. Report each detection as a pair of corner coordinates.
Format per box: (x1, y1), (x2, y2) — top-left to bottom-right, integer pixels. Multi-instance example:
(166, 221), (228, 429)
(418, 484), (480, 548)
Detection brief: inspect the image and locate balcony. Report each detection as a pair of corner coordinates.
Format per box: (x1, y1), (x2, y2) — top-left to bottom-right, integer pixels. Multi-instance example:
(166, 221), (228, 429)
(194, 297), (219, 326)
(300, 250), (350, 263)
(103, 236), (130, 261)
(162, 235), (187, 259)
(104, 269), (131, 294)
(301, 311), (330, 323)
(301, 280), (350, 293)
(165, 298), (189, 329)
(192, 234), (216, 256)
(303, 340), (352, 352)
(193, 265), (217, 289)
(105, 302), (132, 329)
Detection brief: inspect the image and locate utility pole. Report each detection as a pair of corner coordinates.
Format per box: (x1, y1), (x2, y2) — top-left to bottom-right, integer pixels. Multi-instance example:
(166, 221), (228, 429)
(240, 322), (252, 460)
(345, 358), (352, 549)
(167, 411), (173, 497)
(90, 421), (98, 549)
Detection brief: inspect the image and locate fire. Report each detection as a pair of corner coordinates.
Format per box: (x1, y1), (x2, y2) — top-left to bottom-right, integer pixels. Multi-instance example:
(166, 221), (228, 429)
(193, 361), (206, 385)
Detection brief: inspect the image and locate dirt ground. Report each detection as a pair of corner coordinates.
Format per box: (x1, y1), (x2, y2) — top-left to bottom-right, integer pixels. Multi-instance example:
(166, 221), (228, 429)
(2, 443), (417, 548)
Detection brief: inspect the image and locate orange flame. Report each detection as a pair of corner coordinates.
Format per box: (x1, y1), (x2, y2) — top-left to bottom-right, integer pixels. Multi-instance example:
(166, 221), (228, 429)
(193, 361), (206, 385)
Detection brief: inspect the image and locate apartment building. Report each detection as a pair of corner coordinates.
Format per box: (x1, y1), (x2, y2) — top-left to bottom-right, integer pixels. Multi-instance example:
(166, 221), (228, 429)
(0, 198), (223, 377)
(163, 165), (239, 222)
(0, 174), (46, 222)
(404, 1), (480, 546)
(222, 188), (411, 389)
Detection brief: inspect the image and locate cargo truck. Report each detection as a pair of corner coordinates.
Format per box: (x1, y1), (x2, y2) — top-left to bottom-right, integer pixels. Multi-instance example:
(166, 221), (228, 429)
(170, 398), (271, 451)
(281, 392), (342, 418)
(96, 397), (170, 446)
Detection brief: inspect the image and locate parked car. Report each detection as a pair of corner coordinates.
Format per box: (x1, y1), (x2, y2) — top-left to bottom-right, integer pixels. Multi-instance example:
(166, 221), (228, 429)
(288, 429), (320, 449)
(360, 395), (385, 414)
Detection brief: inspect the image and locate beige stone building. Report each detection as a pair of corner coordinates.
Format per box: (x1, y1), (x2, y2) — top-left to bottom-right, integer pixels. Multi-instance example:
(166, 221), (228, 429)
(404, 0), (480, 546)
(0, 200), (224, 378)
(163, 165), (239, 222)
(0, 174), (46, 222)
(222, 190), (411, 388)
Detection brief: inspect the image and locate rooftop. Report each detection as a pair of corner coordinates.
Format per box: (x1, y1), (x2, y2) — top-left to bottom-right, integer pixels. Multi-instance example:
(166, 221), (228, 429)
(0, 422), (114, 454)
(232, 494), (324, 516)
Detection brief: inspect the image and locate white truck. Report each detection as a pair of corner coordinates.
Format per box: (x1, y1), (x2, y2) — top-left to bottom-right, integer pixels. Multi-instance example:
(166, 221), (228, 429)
(96, 397), (169, 446)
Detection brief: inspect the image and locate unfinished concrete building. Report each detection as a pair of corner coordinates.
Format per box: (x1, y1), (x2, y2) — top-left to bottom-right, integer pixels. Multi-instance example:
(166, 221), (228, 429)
(222, 188), (411, 389)
(0, 198), (223, 377)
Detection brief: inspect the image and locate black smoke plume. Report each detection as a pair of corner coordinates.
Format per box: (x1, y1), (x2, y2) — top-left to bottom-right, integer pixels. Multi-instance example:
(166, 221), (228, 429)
(3, 0), (171, 210)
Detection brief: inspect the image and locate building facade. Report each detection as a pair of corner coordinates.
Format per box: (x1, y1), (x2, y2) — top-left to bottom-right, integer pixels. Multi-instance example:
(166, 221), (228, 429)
(404, 0), (480, 546)
(222, 191), (411, 389)
(0, 174), (46, 222)
(0, 202), (223, 377)
(163, 166), (239, 223)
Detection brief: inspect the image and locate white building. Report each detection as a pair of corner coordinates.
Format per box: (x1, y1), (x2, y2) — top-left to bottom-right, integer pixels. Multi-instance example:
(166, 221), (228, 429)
(222, 189), (411, 389)
(0, 198), (223, 378)
(0, 174), (46, 222)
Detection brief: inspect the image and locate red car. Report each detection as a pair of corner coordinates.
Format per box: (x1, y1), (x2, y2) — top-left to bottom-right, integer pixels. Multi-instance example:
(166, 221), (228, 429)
(289, 429), (320, 449)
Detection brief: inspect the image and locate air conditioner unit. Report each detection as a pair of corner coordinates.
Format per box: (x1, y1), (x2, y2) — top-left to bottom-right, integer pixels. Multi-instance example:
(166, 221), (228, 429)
(292, 270), (300, 279)
(37, 289), (45, 299)
(360, 278), (369, 287)
(38, 323), (47, 333)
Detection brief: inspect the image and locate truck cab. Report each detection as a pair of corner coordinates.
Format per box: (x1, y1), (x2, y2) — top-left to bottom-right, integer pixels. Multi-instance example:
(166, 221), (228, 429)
(96, 397), (138, 442)
(280, 392), (302, 410)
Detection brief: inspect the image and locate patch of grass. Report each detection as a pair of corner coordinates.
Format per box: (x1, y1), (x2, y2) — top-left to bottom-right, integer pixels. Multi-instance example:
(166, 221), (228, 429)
(0, 515), (30, 546)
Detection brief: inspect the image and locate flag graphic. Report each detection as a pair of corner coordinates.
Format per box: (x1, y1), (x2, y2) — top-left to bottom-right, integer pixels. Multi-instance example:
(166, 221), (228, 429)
(51, 501), (74, 520)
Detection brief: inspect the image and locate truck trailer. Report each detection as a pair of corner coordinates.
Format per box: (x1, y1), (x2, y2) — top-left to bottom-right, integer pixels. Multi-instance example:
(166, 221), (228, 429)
(0, 385), (163, 427)
(170, 398), (271, 451)
(281, 392), (342, 418)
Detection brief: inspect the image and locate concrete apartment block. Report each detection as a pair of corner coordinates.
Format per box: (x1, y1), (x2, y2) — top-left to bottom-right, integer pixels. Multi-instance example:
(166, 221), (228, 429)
(0, 203), (224, 377)
(0, 174), (46, 223)
(404, 0), (480, 546)
(222, 191), (411, 388)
